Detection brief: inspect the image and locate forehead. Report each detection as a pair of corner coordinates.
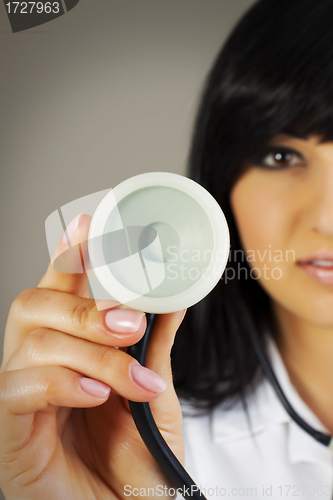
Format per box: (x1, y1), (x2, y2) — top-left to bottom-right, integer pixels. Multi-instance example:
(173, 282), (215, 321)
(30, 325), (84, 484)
(269, 134), (323, 146)
(269, 134), (333, 155)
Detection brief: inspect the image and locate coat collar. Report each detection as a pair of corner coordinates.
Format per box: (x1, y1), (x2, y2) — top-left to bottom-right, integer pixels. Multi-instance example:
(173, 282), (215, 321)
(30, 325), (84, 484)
(211, 335), (332, 468)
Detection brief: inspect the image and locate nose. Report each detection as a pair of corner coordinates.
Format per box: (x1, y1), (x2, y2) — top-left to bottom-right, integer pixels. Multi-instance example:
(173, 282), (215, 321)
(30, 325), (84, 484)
(308, 162), (333, 237)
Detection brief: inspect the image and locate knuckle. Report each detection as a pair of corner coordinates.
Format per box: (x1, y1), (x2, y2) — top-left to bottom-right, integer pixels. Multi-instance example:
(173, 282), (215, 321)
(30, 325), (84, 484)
(9, 288), (42, 323)
(71, 300), (96, 330)
(95, 345), (115, 372)
(3, 328), (51, 372)
(27, 327), (50, 344)
(0, 372), (23, 410)
(0, 373), (10, 404)
(41, 366), (57, 397)
(20, 328), (50, 360)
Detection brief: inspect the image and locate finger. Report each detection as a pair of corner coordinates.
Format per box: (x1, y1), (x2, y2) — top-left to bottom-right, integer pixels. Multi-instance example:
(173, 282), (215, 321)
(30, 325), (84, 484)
(38, 213), (92, 296)
(6, 287), (146, 350)
(144, 310), (186, 422)
(146, 310), (186, 381)
(4, 328), (168, 403)
(0, 366), (111, 448)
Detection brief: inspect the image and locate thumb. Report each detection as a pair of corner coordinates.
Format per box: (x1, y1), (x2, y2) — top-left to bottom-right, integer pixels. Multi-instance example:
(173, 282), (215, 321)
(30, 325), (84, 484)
(145, 310), (186, 382)
(144, 309), (186, 423)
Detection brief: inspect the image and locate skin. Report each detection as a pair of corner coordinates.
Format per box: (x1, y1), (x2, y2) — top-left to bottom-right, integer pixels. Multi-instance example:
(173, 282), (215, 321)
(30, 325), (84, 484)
(230, 134), (333, 434)
(0, 214), (186, 499)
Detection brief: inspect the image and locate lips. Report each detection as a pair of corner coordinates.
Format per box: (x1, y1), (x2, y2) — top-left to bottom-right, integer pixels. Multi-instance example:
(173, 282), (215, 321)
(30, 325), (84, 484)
(297, 253), (333, 285)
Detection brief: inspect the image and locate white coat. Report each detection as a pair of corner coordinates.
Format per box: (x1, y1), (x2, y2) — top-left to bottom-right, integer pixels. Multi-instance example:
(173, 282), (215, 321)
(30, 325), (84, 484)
(177, 337), (333, 500)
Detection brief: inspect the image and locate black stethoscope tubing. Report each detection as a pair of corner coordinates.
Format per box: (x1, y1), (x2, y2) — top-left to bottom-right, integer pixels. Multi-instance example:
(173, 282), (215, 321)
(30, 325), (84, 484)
(241, 306), (332, 448)
(128, 313), (207, 500)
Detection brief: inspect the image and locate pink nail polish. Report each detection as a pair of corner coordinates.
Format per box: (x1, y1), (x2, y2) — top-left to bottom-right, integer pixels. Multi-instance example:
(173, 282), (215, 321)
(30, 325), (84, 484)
(130, 363), (168, 393)
(80, 377), (111, 398)
(62, 213), (82, 244)
(105, 309), (145, 333)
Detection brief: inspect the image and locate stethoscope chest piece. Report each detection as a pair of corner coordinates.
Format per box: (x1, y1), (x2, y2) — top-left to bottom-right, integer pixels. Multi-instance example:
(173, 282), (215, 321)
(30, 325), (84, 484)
(89, 172), (230, 313)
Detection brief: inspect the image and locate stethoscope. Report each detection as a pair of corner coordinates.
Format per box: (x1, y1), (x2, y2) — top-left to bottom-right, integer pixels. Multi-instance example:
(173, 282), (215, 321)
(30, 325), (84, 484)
(86, 172), (332, 500)
(243, 307), (333, 450)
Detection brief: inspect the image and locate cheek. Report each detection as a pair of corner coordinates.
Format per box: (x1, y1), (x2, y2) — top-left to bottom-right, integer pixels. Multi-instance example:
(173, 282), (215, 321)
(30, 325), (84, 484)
(230, 171), (301, 310)
(230, 174), (290, 262)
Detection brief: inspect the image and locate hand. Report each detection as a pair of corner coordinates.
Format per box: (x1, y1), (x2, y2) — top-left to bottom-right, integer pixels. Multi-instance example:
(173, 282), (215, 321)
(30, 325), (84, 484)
(0, 214), (186, 499)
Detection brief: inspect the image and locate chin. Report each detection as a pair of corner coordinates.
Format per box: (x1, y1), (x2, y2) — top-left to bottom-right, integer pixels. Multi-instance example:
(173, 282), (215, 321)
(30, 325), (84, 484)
(273, 287), (333, 330)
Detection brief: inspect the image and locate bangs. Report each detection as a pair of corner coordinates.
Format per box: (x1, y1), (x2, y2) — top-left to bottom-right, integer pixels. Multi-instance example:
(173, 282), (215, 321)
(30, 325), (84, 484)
(204, 0), (333, 178)
(282, 101), (333, 144)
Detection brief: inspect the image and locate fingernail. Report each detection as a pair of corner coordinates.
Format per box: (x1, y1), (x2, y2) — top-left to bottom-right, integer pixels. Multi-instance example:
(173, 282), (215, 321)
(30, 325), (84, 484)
(80, 377), (111, 398)
(130, 363), (168, 393)
(105, 309), (145, 333)
(62, 214), (83, 244)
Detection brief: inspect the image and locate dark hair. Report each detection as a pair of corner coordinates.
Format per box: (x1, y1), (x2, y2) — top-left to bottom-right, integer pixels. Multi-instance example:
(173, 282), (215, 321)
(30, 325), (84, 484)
(171, 0), (333, 410)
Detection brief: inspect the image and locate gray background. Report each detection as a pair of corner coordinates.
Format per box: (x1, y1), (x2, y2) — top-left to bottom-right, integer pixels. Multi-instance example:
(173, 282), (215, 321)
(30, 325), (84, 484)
(0, 1), (254, 497)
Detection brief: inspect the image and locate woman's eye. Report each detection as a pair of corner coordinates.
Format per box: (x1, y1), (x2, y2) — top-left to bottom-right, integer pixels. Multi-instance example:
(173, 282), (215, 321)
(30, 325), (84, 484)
(259, 148), (305, 170)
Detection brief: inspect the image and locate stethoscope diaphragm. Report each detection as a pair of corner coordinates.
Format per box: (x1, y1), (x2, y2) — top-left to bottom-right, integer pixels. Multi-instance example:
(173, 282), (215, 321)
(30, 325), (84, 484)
(88, 172), (230, 313)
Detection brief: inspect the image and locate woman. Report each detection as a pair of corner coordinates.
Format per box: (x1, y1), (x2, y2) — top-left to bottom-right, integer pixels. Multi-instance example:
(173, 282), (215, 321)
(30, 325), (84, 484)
(1, 0), (333, 498)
